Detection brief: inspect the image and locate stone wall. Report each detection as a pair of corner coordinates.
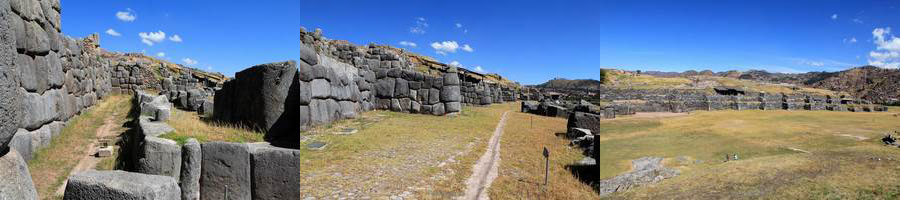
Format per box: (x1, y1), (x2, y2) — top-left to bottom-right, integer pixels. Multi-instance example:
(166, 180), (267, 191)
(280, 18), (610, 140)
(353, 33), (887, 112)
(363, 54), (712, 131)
(126, 90), (300, 200)
(596, 89), (887, 113)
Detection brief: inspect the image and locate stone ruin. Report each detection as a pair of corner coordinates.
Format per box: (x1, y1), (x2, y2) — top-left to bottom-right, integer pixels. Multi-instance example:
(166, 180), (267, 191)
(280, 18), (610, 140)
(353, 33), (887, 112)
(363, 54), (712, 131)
(211, 28), (526, 148)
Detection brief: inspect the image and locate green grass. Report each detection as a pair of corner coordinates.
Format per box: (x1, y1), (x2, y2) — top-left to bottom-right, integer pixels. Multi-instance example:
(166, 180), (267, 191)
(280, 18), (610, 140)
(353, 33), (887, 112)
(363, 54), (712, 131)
(158, 132), (197, 146)
(592, 109), (900, 199)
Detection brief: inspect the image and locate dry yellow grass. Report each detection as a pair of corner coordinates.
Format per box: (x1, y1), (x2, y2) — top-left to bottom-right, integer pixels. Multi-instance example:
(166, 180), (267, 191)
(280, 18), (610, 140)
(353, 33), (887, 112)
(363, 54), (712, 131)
(594, 109), (900, 199)
(489, 110), (602, 199)
(28, 94), (132, 200)
(163, 109), (264, 144)
(299, 103), (516, 199)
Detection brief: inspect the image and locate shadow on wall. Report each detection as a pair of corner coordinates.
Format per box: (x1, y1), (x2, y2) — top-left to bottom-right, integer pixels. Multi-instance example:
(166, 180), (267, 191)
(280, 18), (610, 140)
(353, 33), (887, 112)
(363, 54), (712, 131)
(114, 96), (144, 171)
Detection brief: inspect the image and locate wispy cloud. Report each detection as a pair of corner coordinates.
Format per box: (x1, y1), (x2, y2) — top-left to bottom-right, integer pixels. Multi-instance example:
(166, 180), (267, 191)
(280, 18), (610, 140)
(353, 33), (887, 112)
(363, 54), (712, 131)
(156, 52), (165, 57)
(399, 41), (417, 47)
(869, 27), (900, 68)
(787, 58), (854, 68)
(138, 31), (166, 46)
(182, 58), (198, 65)
(409, 17), (428, 34)
(105, 29), (121, 37)
(455, 23), (463, 28)
(169, 35), (182, 42)
(843, 37), (857, 44)
(116, 8), (136, 22)
(449, 60), (463, 67)
(473, 65), (485, 73)
(431, 41), (474, 55)
(831, 14), (838, 20)
(852, 18), (864, 24)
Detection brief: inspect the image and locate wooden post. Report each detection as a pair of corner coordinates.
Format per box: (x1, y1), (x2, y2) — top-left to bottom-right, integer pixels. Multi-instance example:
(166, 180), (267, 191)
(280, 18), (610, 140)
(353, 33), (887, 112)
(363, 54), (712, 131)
(543, 147), (550, 186)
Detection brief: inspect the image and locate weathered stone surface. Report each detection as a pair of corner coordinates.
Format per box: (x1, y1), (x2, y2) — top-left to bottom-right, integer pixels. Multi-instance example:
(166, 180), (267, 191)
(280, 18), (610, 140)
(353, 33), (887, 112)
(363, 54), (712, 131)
(441, 85), (461, 102)
(30, 124), (50, 151)
(299, 41), (318, 65)
(339, 101), (357, 119)
(296, 80), (311, 104)
(428, 88), (440, 104)
(46, 52), (63, 87)
(9, 129), (31, 160)
(0, 149), (38, 200)
(394, 78), (409, 98)
(137, 136), (181, 178)
(249, 144), (302, 200)
(595, 157), (679, 196)
(375, 77), (395, 97)
(432, 102), (445, 115)
(443, 72), (459, 86)
(310, 79), (330, 99)
(10, 14), (25, 51)
(185, 89), (203, 111)
(200, 142), (250, 200)
(138, 116), (174, 137)
(298, 105), (310, 128)
(0, 48), (23, 151)
(411, 101), (421, 113)
(180, 139), (200, 200)
(24, 21), (48, 55)
(217, 61), (299, 146)
(445, 102), (461, 113)
(63, 170), (180, 200)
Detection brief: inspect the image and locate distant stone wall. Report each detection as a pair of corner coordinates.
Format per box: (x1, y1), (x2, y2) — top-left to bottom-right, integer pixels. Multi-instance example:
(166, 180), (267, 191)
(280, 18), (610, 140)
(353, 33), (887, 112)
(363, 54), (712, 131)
(602, 90), (887, 113)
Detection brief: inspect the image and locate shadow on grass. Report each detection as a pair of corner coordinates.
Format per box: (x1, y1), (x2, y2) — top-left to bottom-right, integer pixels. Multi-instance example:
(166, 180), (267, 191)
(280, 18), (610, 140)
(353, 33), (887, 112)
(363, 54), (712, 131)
(566, 163), (604, 194)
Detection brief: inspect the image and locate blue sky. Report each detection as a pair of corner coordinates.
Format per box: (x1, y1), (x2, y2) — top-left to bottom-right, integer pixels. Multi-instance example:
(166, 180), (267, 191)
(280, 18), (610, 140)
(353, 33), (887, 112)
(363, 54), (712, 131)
(61, 1), (900, 85)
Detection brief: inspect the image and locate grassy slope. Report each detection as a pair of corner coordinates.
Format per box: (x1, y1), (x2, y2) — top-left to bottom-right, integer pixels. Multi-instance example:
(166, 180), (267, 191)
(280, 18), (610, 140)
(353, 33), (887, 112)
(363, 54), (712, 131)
(489, 110), (602, 199)
(299, 103), (515, 199)
(28, 94), (132, 199)
(605, 72), (837, 96)
(594, 109), (900, 199)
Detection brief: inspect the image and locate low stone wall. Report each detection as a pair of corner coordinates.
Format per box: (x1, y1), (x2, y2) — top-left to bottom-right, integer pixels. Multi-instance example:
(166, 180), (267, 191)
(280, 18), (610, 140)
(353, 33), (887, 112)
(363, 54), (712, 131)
(614, 92), (886, 113)
(125, 90), (300, 200)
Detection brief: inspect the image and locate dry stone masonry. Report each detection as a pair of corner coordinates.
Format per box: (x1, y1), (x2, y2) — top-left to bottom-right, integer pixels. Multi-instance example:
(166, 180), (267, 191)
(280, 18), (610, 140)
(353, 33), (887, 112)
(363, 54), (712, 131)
(212, 28), (522, 148)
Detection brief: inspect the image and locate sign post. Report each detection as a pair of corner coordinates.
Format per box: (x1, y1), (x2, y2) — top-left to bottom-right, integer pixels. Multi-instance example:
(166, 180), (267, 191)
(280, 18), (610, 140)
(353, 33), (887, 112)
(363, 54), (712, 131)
(543, 147), (550, 186)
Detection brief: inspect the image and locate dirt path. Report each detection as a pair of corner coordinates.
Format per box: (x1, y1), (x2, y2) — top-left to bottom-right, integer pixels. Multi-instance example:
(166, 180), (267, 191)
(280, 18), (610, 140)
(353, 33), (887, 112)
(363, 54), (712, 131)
(460, 111), (509, 200)
(54, 116), (119, 196)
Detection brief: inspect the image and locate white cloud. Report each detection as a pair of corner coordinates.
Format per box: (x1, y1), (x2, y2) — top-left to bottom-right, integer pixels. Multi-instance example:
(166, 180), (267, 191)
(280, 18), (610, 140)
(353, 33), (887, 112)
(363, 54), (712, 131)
(182, 58), (198, 65)
(116, 9), (136, 22)
(156, 52), (165, 57)
(462, 44), (474, 52)
(432, 41), (460, 53)
(399, 41), (417, 47)
(843, 37), (857, 44)
(869, 27), (900, 68)
(473, 65), (485, 73)
(449, 61), (463, 67)
(105, 29), (121, 37)
(853, 18), (863, 24)
(831, 14), (838, 20)
(410, 17), (428, 34)
(455, 23), (463, 28)
(138, 31), (166, 46)
(788, 58), (852, 68)
(435, 51), (447, 56)
(169, 35), (182, 42)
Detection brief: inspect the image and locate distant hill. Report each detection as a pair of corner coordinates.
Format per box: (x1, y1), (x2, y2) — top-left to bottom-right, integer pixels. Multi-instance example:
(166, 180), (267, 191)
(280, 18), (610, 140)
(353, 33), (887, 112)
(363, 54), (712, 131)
(740, 66), (900, 104)
(535, 78), (604, 90)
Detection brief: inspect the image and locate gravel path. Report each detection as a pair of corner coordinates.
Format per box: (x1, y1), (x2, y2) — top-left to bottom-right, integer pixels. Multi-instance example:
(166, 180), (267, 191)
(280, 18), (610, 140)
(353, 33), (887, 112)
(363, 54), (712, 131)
(460, 111), (509, 200)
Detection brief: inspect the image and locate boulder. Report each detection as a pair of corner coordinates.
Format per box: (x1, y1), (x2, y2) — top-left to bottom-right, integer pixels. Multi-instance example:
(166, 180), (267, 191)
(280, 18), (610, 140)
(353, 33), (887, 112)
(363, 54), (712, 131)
(30, 125), (51, 151)
(63, 170), (180, 200)
(445, 102), (461, 113)
(0, 149), (38, 200)
(394, 78), (409, 98)
(310, 79), (330, 99)
(25, 21), (49, 55)
(223, 61), (300, 144)
(375, 77), (395, 98)
(0, 62), (20, 151)
(9, 129), (32, 160)
(441, 85), (461, 102)
(299, 41), (318, 65)
(180, 139), (201, 200)
(249, 144), (302, 200)
(137, 136), (181, 178)
(432, 102), (445, 115)
(428, 88), (440, 104)
(199, 99), (214, 117)
(443, 72), (459, 86)
(201, 142), (250, 200)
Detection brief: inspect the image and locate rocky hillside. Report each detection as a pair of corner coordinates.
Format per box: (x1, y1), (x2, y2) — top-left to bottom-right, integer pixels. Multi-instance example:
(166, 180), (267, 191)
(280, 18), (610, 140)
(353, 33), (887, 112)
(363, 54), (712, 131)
(535, 78), (604, 90)
(741, 66), (900, 104)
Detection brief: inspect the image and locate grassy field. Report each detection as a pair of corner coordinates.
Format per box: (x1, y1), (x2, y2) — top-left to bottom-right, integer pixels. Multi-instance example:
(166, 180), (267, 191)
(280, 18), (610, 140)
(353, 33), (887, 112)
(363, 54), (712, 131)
(27, 94), (132, 200)
(299, 103), (516, 199)
(594, 109), (900, 199)
(161, 109), (264, 144)
(489, 110), (602, 199)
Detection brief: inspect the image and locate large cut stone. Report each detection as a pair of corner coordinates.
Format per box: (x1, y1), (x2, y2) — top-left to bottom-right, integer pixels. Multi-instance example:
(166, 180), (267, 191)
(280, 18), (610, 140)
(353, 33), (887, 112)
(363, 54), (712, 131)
(63, 170), (180, 200)
(24, 21), (48, 55)
(441, 85), (461, 102)
(201, 142), (250, 200)
(428, 88), (440, 104)
(137, 136), (181, 178)
(299, 41), (318, 65)
(0, 149), (38, 200)
(443, 72), (460, 86)
(394, 78), (409, 98)
(9, 129), (31, 160)
(375, 77), (395, 98)
(249, 144), (302, 200)
(445, 102), (461, 113)
(432, 102), (445, 115)
(310, 79), (330, 99)
(219, 61), (299, 146)
(180, 139), (201, 200)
